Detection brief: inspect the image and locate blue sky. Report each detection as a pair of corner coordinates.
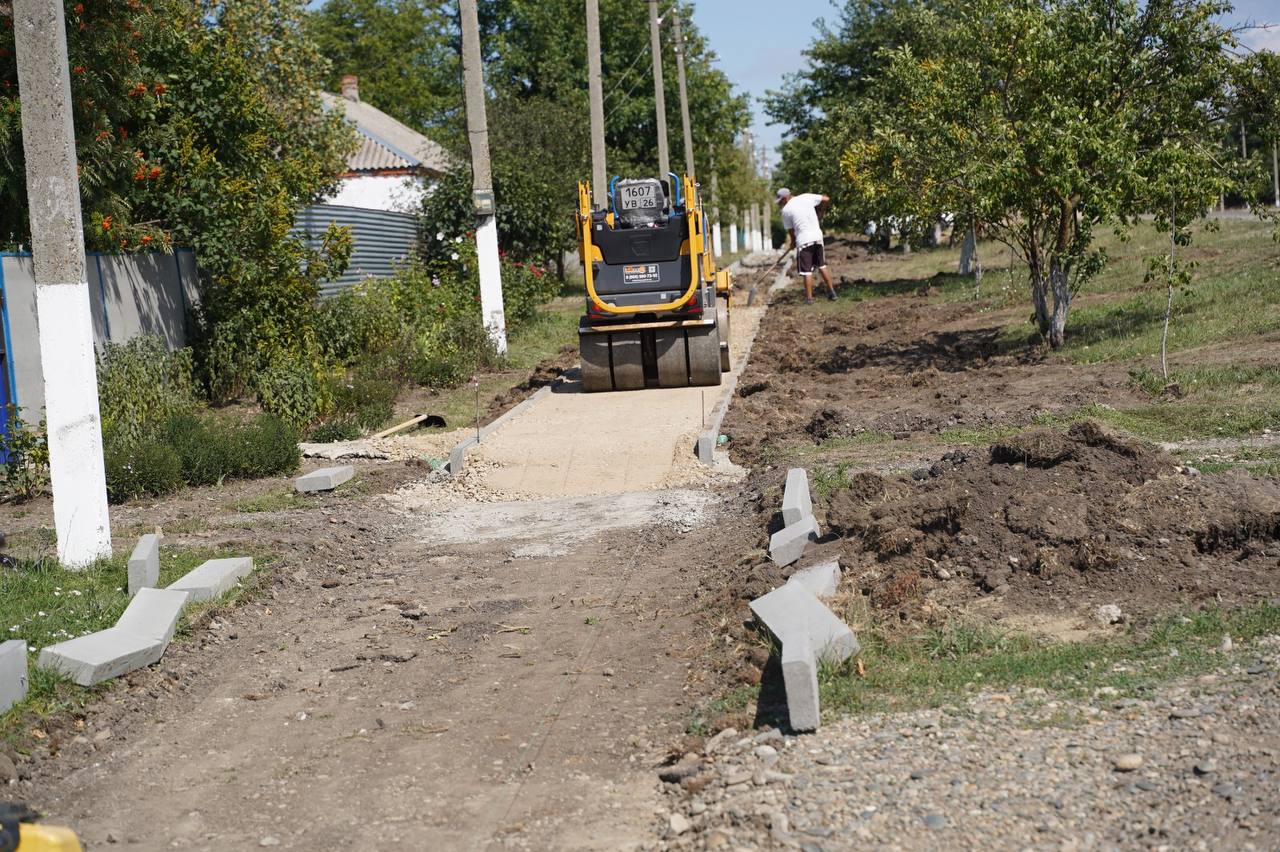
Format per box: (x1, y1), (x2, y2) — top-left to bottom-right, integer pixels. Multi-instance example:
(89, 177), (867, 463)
(691, 0), (1280, 169)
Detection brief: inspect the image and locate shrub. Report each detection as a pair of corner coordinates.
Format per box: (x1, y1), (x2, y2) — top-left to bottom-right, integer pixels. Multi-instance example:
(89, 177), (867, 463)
(255, 357), (324, 429)
(96, 336), (198, 446)
(164, 412), (300, 488)
(104, 439), (183, 503)
(331, 371), (398, 430)
(0, 407), (50, 503)
(316, 280), (402, 365)
(308, 418), (361, 443)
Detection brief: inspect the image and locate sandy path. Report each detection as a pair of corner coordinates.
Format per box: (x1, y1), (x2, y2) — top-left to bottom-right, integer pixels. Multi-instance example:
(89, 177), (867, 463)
(469, 294), (767, 497)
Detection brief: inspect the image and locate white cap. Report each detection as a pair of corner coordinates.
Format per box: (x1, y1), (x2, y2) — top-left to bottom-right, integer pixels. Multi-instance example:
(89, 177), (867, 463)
(775, 187), (792, 203)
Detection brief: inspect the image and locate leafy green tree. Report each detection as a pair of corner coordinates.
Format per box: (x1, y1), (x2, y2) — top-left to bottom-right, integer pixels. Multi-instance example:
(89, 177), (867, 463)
(840, 0), (1235, 348)
(306, 0), (463, 136)
(765, 0), (936, 229)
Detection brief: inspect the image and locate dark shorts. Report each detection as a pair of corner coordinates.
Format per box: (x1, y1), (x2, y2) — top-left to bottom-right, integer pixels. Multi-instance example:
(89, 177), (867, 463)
(796, 242), (826, 276)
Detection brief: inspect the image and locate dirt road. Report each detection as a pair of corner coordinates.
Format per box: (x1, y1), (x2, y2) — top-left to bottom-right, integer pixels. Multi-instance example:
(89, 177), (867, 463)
(15, 257), (781, 850)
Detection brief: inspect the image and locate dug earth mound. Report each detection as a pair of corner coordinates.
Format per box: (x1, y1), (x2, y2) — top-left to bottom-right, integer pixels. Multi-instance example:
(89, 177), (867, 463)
(815, 421), (1280, 624)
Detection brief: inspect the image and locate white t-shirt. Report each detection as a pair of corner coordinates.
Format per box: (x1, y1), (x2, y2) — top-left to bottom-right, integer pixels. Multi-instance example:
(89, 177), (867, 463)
(781, 193), (825, 248)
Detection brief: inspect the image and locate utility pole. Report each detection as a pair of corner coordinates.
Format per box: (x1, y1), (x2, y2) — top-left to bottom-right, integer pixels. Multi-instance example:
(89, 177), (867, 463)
(586, 0), (607, 208)
(647, 0), (670, 180)
(459, 0), (507, 354)
(1273, 140), (1278, 208)
(671, 10), (695, 179)
(13, 0), (111, 567)
(728, 212), (738, 254)
(709, 159), (722, 257)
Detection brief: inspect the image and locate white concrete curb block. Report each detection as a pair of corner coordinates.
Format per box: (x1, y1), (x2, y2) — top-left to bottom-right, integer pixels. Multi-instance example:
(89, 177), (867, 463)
(790, 560), (841, 599)
(750, 582), (859, 665)
(37, 629), (166, 687)
(780, 632), (820, 731)
(295, 465), (355, 493)
(769, 516), (819, 567)
(0, 639), (28, 713)
(127, 533), (160, 597)
(116, 587), (190, 645)
(168, 556), (255, 602)
(782, 468), (814, 527)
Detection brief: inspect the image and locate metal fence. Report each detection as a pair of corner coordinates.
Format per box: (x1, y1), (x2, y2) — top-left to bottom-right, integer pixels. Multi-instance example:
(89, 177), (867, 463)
(0, 250), (199, 422)
(292, 203), (419, 298)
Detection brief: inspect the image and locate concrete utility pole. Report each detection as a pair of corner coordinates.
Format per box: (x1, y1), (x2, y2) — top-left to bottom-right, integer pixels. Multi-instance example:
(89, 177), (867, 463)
(459, 0), (507, 355)
(586, 0), (607, 208)
(709, 163), (722, 257)
(13, 0), (112, 567)
(728, 216), (738, 254)
(1273, 141), (1278, 208)
(671, 10), (695, 179)
(647, 0), (670, 180)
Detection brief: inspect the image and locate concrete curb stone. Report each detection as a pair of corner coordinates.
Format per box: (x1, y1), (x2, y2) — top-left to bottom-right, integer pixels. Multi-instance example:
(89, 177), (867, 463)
(36, 629), (166, 687)
(295, 465), (355, 493)
(768, 516), (819, 567)
(781, 468), (814, 527)
(749, 581), (859, 664)
(167, 556), (254, 603)
(790, 560), (841, 599)
(0, 639), (28, 713)
(115, 587), (190, 645)
(127, 533), (160, 597)
(780, 632), (820, 731)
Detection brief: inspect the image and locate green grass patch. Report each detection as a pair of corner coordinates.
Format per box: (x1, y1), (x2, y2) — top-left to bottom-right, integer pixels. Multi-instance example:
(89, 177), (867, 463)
(420, 300), (580, 432)
(820, 602), (1280, 719)
(1037, 399), (1279, 442)
(0, 546), (270, 748)
(686, 684), (758, 738)
(232, 487), (308, 513)
(1177, 445), (1280, 476)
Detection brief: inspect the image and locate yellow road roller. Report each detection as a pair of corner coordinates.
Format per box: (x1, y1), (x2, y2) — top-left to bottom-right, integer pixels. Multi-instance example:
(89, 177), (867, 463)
(575, 174), (731, 392)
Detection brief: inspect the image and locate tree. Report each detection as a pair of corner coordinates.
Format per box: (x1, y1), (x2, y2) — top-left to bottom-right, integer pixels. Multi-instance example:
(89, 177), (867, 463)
(2, 0), (357, 399)
(422, 94), (588, 272)
(306, 0), (463, 137)
(840, 0), (1234, 348)
(764, 0), (936, 231)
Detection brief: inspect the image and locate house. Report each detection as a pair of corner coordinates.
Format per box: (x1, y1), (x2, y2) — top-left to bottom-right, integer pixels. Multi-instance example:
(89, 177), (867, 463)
(295, 75), (453, 297)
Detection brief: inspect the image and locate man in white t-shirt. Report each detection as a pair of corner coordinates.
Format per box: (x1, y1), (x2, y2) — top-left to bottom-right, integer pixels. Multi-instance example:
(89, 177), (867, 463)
(776, 188), (836, 303)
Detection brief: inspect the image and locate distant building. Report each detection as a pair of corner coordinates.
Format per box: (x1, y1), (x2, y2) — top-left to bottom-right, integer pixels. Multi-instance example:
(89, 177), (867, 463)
(295, 75), (453, 296)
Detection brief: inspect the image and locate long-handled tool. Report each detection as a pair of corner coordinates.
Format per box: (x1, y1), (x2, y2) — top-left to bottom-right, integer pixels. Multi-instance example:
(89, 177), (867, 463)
(745, 246), (793, 305)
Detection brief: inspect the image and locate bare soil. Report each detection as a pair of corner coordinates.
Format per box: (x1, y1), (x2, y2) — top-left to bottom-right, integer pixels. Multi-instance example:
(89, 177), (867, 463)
(720, 239), (1280, 633)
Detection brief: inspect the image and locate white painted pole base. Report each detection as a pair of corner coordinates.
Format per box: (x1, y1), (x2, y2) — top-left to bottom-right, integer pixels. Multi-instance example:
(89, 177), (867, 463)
(474, 215), (507, 356)
(711, 222), (722, 257)
(728, 223), (738, 254)
(37, 283), (111, 567)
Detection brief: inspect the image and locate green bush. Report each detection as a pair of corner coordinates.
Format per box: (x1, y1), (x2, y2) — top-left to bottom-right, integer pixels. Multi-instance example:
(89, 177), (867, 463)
(255, 357), (324, 429)
(331, 370), (398, 432)
(0, 406), (49, 503)
(97, 336), (198, 446)
(163, 412), (300, 488)
(308, 418), (361, 443)
(316, 280), (402, 365)
(104, 439), (184, 503)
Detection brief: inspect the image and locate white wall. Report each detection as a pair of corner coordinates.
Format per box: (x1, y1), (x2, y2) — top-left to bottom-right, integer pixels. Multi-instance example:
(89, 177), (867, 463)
(326, 175), (427, 213)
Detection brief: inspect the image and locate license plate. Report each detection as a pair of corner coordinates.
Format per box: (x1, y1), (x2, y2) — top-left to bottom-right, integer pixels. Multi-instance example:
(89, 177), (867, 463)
(620, 184), (659, 211)
(623, 264), (660, 284)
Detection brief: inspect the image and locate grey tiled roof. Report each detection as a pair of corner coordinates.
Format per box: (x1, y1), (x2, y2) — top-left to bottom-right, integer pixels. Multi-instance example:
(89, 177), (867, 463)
(320, 92), (452, 176)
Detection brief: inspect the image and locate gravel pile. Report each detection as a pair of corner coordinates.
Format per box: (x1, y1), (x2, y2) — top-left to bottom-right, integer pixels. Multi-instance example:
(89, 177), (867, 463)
(656, 637), (1280, 850)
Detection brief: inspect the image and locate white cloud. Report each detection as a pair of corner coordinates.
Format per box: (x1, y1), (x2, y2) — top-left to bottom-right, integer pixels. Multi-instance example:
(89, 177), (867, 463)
(1238, 22), (1280, 54)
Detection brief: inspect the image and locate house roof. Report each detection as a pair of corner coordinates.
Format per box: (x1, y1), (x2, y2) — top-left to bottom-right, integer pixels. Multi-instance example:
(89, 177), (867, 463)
(320, 91), (452, 176)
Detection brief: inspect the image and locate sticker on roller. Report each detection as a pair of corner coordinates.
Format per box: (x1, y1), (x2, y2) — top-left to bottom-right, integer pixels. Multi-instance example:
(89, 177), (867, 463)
(623, 264), (660, 284)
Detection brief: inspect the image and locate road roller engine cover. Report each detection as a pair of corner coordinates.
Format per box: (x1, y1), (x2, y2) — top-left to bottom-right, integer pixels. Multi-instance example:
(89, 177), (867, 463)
(576, 174), (732, 392)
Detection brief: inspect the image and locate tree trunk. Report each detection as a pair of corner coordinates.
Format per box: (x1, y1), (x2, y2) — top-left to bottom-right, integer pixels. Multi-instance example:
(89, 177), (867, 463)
(1047, 257), (1071, 348)
(555, 251), (566, 282)
(1029, 260), (1051, 336)
(959, 226), (975, 275)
